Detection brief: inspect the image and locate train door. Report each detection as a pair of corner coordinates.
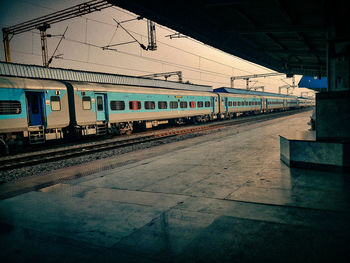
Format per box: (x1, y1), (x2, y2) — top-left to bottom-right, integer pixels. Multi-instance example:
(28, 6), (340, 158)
(95, 93), (107, 121)
(26, 91), (44, 126)
(212, 97), (215, 112)
(262, 99), (266, 111)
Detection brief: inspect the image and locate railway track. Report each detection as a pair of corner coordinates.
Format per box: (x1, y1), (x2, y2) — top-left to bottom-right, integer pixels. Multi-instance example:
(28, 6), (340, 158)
(0, 108), (310, 171)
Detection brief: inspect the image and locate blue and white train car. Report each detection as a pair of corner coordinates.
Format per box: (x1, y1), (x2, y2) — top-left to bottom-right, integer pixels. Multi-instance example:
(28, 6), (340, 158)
(0, 77), (69, 152)
(214, 87), (310, 116)
(217, 92), (263, 118)
(65, 82), (219, 135)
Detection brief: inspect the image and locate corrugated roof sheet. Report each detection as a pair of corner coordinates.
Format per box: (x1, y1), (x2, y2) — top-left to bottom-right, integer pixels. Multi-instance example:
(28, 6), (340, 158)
(214, 87), (298, 98)
(0, 62), (212, 92)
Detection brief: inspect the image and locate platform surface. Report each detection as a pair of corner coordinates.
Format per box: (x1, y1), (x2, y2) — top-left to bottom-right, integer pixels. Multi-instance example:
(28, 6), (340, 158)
(1, 111), (350, 263)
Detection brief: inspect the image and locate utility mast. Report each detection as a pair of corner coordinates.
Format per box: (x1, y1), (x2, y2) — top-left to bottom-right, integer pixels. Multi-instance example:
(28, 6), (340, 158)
(230, 72), (287, 89)
(2, 0), (112, 66)
(141, 71), (182, 82)
(279, 76), (296, 94)
(147, 20), (157, 51)
(37, 23), (50, 67)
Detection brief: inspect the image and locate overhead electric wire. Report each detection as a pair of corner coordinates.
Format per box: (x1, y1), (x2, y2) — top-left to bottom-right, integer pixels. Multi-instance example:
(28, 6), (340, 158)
(9, 49), (232, 87)
(10, 49), (155, 74)
(9, 0), (285, 88)
(13, 0), (258, 75)
(27, 30), (239, 79)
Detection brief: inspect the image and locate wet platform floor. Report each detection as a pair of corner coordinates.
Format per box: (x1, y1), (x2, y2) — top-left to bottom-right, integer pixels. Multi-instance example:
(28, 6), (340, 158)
(1, 111), (350, 262)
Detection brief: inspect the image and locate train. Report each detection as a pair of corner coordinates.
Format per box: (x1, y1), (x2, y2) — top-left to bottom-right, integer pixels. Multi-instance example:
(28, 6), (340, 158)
(0, 76), (314, 154)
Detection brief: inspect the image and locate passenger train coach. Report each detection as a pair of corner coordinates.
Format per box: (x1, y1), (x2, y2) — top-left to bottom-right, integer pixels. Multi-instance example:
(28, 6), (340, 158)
(0, 76), (314, 153)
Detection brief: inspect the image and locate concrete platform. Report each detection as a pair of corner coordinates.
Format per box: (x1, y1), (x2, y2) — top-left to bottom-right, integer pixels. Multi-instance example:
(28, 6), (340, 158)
(1, 111), (350, 263)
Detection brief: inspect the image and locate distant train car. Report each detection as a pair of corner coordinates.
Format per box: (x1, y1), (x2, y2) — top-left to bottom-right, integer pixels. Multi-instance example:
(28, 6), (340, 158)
(65, 82), (219, 136)
(0, 77), (69, 153)
(214, 87), (312, 114)
(298, 97), (315, 107)
(217, 92), (263, 118)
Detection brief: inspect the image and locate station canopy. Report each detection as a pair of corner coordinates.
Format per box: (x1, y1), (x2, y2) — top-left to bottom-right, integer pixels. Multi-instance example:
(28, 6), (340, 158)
(110, 0), (347, 77)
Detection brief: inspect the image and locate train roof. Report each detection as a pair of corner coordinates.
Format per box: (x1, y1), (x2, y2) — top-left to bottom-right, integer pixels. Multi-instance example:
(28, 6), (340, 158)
(214, 87), (298, 99)
(0, 62), (212, 92)
(0, 76), (67, 90)
(69, 82), (216, 96)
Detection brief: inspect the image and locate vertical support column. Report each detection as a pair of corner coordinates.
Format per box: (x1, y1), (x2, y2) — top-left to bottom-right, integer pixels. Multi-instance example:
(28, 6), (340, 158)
(315, 6), (350, 141)
(327, 14), (336, 92)
(38, 23), (50, 67)
(147, 20), (157, 51)
(2, 29), (11, 62)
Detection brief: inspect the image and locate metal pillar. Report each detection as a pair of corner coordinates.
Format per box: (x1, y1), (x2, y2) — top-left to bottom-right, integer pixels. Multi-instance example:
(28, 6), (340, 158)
(278, 85), (289, 94)
(315, 7), (350, 141)
(147, 20), (157, 51)
(230, 77), (234, 89)
(2, 29), (11, 62)
(38, 23), (50, 67)
(141, 71), (182, 82)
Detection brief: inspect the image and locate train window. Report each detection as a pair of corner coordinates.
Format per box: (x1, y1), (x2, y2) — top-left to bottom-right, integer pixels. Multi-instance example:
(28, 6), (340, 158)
(129, 101), (141, 110)
(233, 101), (236, 106)
(245, 101), (248, 106)
(0, 100), (21, 115)
(237, 101), (241, 106)
(30, 95), (39, 114)
(110, 100), (125, 110)
(158, 101), (168, 109)
(180, 101), (187, 108)
(82, 96), (91, 110)
(97, 96), (104, 111)
(197, 101), (203, 108)
(205, 101), (211, 107)
(145, 101), (155, 110)
(170, 101), (178, 109)
(190, 101), (196, 108)
(249, 101), (252, 106)
(228, 101), (233, 107)
(51, 96), (61, 111)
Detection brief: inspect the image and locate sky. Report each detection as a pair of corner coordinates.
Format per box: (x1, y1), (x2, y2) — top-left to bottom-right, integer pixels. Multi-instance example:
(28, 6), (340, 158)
(0, 0), (314, 96)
